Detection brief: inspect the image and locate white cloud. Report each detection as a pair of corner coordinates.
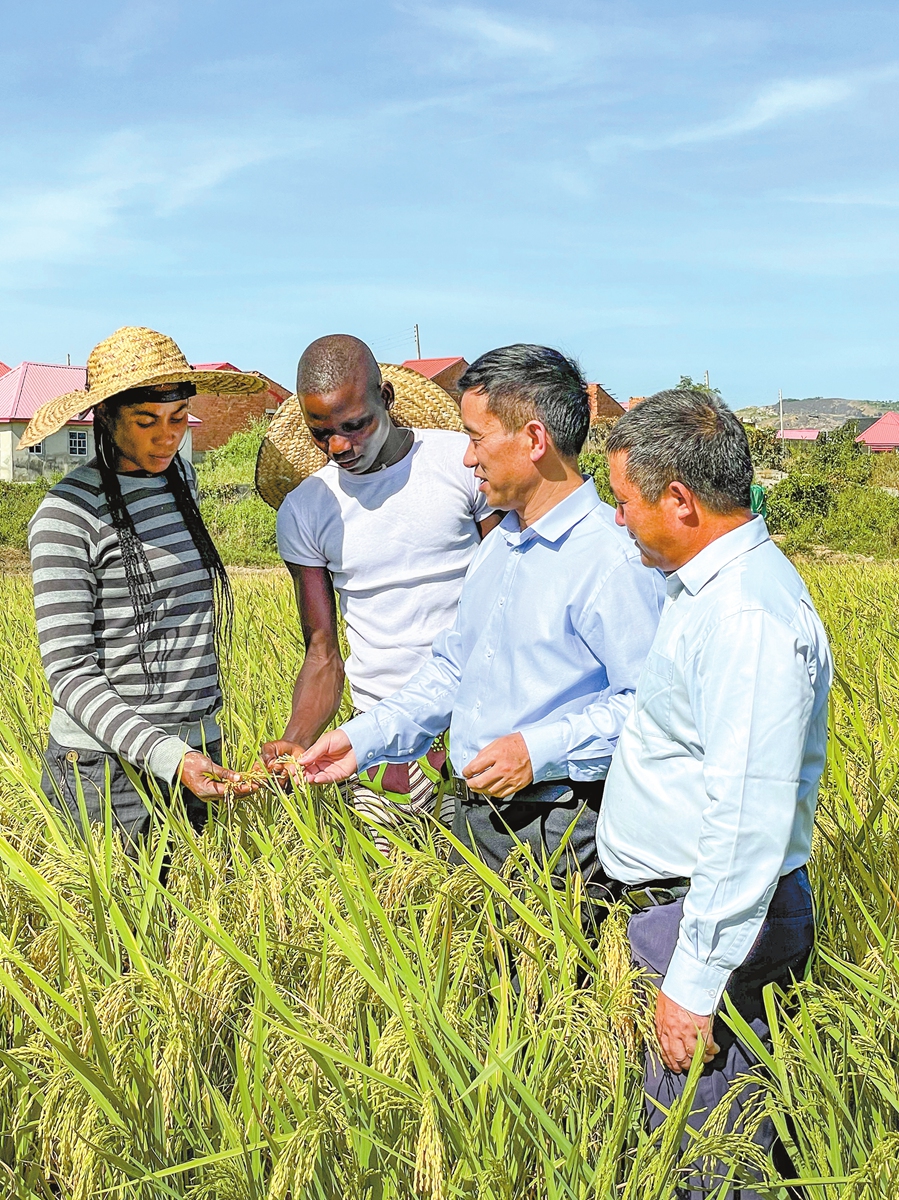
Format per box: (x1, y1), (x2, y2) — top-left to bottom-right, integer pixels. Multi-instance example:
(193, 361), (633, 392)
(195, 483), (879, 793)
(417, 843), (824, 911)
(410, 4), (556, 56)
(0, 127), (289, 270)
(667, 76), (855, 146)
(591, 64), (899, 161)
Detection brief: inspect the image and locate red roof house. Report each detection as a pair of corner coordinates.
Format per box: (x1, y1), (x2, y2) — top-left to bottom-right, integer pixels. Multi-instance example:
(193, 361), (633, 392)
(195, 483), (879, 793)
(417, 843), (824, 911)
(855, 411), (899, 453)
(0, 361), (199, 480)
(775, 429), (821, 442)
(402, 357), (468, 398)
(0, 362), (10, 378)
(190, 363), (289, 452)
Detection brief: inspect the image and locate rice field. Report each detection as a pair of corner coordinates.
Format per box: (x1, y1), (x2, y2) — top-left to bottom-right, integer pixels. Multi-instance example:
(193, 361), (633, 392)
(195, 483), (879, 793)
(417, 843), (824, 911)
(0, 560), (896, 1198)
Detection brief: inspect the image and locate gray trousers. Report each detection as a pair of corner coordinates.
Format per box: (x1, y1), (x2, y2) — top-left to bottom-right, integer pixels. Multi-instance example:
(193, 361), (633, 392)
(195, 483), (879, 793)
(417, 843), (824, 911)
(40, 735), (215, 845)
(627, 866), (814, 1199)
(450, 781), (605, 882)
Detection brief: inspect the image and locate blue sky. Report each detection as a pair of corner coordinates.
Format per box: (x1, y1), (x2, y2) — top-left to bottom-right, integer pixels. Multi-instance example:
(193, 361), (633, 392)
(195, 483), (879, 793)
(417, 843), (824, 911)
(2, 1), (898, 407)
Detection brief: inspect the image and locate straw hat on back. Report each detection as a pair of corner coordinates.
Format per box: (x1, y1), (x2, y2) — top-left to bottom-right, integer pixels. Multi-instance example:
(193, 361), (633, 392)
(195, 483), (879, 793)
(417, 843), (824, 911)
(255, 363), (464, 510)
(17, 326), (266, 450)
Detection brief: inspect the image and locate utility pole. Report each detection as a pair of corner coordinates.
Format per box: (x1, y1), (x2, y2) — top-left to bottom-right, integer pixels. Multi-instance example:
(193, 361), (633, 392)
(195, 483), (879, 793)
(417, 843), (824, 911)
(704, 369), (710, 389)
(66, 353), (71, 365)
(778, 388), (785, 463)
(413, 323), (421, 359)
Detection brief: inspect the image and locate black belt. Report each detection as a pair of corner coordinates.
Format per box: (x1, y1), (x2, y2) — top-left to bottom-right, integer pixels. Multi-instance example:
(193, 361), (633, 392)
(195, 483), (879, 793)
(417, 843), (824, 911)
(622, 878), (691, 911)
(613, 866), (804, 912)
(588, 875), (691, 910)
(451, 775), (582, 806)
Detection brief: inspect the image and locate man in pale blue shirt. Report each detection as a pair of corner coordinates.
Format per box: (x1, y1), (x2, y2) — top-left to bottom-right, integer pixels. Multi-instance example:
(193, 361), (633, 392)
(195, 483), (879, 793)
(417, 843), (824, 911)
(602, 389), (832, 1197)
(301, 344), (664, 881)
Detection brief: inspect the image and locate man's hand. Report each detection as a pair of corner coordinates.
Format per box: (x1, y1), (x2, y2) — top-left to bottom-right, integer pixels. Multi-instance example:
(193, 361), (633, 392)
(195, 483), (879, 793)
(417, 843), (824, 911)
(655, 990), (719, 1073)
(462, 732), (533, 799)
(179, 752), (259, 800)
(300, 729), (358, 784)
(260, 739), (305, 781)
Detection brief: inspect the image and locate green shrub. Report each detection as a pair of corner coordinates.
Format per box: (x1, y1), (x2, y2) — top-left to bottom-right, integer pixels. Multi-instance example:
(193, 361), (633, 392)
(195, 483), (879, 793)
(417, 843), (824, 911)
(807, 422), (873, 485)
(0, 479), (52, 549)
(200, 486), (279, 566)
(870, 451), (899, 489)
(743, 425), (782, 470)
(195, 417), (269, 489)
(766, 469), (834, 533)
(819, 483), (899, 556)
(578, 451), (615, 505)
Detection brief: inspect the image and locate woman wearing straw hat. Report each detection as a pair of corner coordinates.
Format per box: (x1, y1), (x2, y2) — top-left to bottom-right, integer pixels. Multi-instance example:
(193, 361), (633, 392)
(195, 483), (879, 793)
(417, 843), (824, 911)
(21, 326), (263, 841)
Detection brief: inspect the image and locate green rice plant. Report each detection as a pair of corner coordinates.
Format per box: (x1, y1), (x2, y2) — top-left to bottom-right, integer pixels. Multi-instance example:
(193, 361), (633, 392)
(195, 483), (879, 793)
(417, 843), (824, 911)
(0, 563), (895, 1197)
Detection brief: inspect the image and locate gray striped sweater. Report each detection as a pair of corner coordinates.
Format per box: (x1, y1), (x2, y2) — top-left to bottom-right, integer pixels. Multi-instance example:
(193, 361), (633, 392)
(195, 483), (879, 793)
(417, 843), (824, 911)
(29, 459), (222, 783)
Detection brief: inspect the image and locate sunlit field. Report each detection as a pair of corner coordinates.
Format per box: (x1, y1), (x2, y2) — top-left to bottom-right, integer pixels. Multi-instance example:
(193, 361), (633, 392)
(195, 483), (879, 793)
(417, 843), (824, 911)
(0, 561), (896, 1198)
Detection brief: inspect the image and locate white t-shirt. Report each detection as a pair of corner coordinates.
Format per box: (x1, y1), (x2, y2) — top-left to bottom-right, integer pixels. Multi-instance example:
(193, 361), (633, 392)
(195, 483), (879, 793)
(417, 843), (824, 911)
(277, 429), (492, 711)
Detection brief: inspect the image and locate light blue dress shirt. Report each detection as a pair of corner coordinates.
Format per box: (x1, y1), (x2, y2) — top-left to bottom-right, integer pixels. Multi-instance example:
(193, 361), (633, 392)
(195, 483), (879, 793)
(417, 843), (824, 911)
(344, 480), (665, 783)
(597, 517), (833, 1014)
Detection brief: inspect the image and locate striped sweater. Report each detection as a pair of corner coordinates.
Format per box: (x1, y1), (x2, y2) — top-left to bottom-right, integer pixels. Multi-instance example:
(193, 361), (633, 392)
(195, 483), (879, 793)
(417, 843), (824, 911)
(29, 460), (222, 783)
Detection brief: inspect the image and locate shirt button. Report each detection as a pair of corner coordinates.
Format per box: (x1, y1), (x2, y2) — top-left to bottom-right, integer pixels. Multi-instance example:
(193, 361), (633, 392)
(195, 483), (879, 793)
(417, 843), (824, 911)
(498, 599), (505, 606)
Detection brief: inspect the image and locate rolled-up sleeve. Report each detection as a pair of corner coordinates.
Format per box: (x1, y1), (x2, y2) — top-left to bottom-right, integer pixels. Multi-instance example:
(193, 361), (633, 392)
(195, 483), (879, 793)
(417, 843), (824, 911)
(662, 609), (816, 1013)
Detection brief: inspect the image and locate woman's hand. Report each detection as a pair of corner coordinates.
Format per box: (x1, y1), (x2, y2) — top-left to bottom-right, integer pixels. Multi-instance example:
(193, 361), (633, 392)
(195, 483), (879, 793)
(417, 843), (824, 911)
(179, 752), (260, 800)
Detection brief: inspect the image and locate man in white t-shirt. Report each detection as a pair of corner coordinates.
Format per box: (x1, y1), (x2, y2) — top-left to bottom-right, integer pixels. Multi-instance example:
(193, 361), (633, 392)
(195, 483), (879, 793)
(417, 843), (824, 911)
(262, 334), (499, 837)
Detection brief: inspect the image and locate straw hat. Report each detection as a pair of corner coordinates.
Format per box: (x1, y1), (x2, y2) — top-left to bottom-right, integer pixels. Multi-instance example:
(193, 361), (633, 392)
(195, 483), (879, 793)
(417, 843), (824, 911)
(17, 326), (266, 450)
(255, 363), (464, 509)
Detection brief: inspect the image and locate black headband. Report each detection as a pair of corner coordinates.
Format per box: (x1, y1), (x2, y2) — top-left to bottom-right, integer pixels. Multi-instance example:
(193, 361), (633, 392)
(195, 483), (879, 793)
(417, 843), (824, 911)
(112, 381), (197, 405)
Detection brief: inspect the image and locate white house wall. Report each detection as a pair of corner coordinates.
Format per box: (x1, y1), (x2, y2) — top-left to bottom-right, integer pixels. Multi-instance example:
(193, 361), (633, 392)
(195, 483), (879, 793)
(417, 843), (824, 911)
(0, 428), (14, 482)
(3, 423), (193, 480)
(9, 425), (95, 481)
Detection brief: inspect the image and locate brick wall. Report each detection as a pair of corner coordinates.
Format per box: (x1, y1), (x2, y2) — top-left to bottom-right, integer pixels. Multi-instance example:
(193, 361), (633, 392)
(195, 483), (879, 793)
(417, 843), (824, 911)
(431, 360), (468, 399)
(191, 372), (289, 451)
(587, 383), (625, 421)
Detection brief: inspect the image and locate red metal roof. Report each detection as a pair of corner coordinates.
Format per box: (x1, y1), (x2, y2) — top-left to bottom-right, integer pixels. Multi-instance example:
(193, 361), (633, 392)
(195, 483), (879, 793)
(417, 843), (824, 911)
(0, 362), (88, 421)
(775, 428), (821, 441)
(0, 361), (199, 425)
(192, 362), (240, 371)
(856, 410), (899, 450)
(402, 357), (465, 379)
(0, 362), (10, 378)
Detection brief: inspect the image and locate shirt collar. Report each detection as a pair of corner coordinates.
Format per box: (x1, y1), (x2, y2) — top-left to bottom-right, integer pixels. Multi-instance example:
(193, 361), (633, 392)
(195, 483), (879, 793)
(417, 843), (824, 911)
(500, 479), (601, 547)
(671, 515), (770, 596)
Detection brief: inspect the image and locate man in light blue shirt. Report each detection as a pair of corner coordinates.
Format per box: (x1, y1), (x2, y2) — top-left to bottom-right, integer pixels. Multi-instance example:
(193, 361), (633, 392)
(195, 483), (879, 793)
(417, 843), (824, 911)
(301, 344), (664, 881)
(602, 389), (832, 1197)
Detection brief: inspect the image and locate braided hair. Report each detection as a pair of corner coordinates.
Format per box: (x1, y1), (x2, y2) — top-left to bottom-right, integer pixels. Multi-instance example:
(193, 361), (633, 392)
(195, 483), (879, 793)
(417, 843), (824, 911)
(94, 387), (233, 692)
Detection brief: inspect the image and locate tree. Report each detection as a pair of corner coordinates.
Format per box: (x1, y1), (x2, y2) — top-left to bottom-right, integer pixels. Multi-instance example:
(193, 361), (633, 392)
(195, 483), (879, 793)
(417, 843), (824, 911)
(675, 375), (721, 398)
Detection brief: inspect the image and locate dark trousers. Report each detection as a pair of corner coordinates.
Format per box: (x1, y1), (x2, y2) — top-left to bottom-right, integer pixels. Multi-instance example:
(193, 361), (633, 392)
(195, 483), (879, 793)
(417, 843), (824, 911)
(627, 866), (815, 1199)
(450, 780), (605, 882)
(39, 735), (214, 846)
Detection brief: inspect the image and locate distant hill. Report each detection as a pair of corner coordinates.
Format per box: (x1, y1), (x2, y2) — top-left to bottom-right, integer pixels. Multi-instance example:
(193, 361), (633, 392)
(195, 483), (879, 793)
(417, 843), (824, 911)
(736, 397), (899, 432)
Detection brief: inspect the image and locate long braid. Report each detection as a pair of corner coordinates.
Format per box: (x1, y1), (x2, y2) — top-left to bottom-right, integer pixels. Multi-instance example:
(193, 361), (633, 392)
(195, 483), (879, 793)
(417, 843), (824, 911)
(163, 454), (234, 677)
(94, 418), (158, 690)
(94, 396), (233, 693)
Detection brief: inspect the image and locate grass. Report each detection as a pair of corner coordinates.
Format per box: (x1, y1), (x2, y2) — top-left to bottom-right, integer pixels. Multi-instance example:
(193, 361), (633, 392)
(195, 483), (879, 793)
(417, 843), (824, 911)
(0, 480), (53, 552)
(195, 419), (280, 567)
(0, 560), (896, 1195)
